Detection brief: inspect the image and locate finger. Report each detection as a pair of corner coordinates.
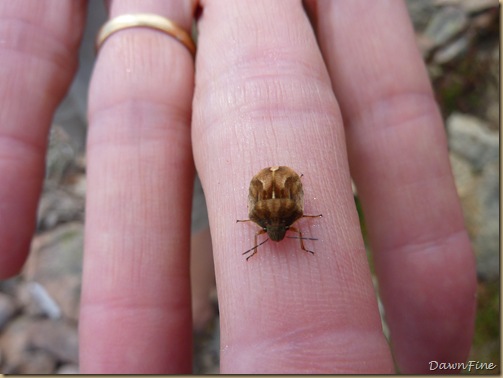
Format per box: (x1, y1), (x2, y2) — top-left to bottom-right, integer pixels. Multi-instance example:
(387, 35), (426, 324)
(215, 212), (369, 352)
(0, 1), (86, 278)
(80, 0), (196, 373)
(307, 0), (477, 373)
(193, 0), (393, 373)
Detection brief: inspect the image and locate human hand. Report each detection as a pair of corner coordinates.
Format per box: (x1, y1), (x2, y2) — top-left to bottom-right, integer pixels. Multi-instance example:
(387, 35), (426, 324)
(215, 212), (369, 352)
(0, 0), (476, 374)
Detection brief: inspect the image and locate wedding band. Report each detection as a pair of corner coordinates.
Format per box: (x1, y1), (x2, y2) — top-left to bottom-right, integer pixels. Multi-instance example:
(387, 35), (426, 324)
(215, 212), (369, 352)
(96, 13), (196, 56)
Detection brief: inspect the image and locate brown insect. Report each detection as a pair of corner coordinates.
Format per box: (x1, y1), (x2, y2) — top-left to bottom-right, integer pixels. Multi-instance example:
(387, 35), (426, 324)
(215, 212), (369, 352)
(237, 166), (322, 261)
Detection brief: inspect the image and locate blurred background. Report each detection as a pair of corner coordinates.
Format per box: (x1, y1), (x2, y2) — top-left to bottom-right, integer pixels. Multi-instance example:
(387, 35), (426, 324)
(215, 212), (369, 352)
(0, 0), (499, 374)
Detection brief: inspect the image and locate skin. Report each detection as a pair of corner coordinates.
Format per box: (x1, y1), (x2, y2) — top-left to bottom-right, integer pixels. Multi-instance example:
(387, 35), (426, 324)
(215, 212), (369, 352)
(0, 0), (476, 374)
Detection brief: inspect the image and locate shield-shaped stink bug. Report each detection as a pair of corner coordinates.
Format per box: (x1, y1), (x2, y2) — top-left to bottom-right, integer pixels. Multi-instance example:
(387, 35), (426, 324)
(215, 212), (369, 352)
(237, 166), (322, 260)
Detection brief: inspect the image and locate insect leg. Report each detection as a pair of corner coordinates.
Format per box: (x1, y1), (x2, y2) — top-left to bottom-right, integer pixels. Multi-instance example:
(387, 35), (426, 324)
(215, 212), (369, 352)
(302, 214), (323, 219)
(242, 229), (268, 261)
(289, 226), (315, 255)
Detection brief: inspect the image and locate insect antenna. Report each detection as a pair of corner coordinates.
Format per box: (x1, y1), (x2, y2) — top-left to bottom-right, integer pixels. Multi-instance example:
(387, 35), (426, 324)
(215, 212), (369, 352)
(287, 236), (318, 241)
(242, 238), (269, 256)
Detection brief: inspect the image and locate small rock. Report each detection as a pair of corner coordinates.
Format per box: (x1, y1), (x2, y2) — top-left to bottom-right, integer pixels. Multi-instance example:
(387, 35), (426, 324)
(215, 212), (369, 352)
(191, 175), (209, 233)
(449, 153), (474, 199)
(27, 282), (62, 319)
(0, 292), (17, 330)
(37, 188), (85, 231)
(484, 47), (499, 129)
(406, 0), (437, 32)
(434, 34), (469, 63)
(0, 316), (33, 372)
(434, 0), (499, 14)
(24, 223), (83, 321)
(45, 125), (77, 189)
(29, 319), (79, 364)
(0, 316), (78, 373)
(0, 276), (22, 296)
(57, 363), (79, 374)
(423, 6), (468, 47)
(68, 173), (87, 198)
(16, 281), (47, 318)
(19, 348), (56, 374)
(471, 162), (499, 281)
(193, 317), (220, 374)
(448, 114), (499, 281)
(447, 113), (499, 171)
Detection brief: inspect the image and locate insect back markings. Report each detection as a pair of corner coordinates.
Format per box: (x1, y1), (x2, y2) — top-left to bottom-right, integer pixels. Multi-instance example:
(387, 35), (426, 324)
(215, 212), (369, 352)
(237, 166), (322, 260)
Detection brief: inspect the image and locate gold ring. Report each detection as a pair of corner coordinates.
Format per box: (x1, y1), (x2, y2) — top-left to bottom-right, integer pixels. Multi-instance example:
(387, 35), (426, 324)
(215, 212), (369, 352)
(96, 13), (195, 56)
